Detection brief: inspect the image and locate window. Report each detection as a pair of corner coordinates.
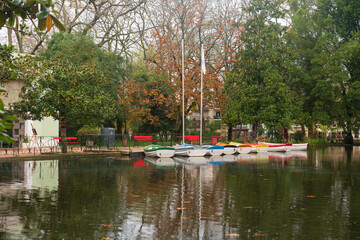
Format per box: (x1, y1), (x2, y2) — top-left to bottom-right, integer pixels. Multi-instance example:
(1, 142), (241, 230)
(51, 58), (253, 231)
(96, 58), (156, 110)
(214, 111), (221, 120)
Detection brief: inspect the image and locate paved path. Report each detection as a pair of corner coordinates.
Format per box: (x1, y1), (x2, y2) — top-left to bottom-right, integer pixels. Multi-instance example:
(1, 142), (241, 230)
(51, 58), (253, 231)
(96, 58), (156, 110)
(0, 146), (145, 160)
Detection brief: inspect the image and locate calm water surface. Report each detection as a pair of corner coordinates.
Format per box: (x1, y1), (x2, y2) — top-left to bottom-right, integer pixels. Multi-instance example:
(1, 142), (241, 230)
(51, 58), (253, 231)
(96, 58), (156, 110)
(0, 147), (360, 239)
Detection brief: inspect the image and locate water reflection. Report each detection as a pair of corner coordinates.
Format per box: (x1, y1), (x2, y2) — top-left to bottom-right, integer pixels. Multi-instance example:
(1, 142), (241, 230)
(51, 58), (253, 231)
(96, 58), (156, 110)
(1, 148), (360, 239)
(145, 157), (175, 168)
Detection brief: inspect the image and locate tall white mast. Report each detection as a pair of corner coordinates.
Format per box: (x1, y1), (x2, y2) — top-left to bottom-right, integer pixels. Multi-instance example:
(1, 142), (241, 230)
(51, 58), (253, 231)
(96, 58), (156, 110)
(182, 39), (185, 144)
(200, 43), (206, 145)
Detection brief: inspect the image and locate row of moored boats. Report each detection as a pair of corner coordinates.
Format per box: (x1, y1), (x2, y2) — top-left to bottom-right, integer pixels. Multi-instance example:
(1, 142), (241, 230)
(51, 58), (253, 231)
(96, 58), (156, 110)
(144, 142), (308, 158)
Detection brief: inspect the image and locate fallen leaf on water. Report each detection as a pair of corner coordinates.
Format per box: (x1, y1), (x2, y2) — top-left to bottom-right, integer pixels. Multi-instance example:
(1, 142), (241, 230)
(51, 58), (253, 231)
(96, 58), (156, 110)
(102, 224), (115, 227)
(307, 196), (316, 198)
(255, 233), (265, 236)
(102, 238), (110, 240)
(183, 201), (191, 204)
(243, 206), (253, 209)
(301, 208), (305, 210)
(182, 217), (188, 219)
(226, 233), (240, 237)
(177, 208), (186, 210)
(132, 195), (141, 197)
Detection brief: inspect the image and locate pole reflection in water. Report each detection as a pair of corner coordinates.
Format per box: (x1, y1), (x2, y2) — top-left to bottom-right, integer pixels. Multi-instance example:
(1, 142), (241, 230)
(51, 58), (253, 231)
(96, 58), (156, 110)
(1, 148), (360, 239)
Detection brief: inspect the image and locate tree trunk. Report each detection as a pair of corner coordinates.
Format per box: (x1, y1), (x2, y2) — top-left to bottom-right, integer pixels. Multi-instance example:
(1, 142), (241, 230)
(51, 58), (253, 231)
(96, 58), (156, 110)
(308, 121), (316, 139)
(60, 116), (67, 153)
(301, 124), (306, 138)
(7, 26), (12, 45)
(227, 125), (232, 141)
(175, 112), (182, 134)
(344, 132), (354, 144)
(252, 122), (258, 141)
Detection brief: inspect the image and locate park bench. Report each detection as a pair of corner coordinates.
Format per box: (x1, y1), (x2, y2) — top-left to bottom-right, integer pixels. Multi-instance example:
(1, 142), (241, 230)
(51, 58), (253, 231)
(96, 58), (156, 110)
(177, 135), (203, 144)
(54, 137), (80, 145)
(133, 136), (157, 146)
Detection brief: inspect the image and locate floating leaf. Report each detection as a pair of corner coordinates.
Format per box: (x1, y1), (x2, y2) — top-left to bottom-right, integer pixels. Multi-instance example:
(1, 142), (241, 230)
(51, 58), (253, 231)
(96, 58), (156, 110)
(307, 196), (316, 198)
(226, 234), (240, 237)
(102, 224), (115, 227)
(255, 233), (265, 236)
(132, 195), (141, 197)
(182, 217), (188, 219)
(243, 206), (253, 209)
(177, 208), (186, 210)
(183, 201), (191, 204)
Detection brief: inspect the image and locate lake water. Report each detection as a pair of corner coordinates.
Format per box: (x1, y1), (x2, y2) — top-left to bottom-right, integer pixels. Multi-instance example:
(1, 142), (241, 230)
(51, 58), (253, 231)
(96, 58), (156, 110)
(0, 147), (360, 239)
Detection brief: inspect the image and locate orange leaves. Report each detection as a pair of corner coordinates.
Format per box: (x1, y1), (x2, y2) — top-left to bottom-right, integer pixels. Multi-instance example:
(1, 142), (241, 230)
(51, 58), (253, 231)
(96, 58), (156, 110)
(45, 15), (52, 31)
(102, 224), (115, 227)
(227, 233), (240, 237)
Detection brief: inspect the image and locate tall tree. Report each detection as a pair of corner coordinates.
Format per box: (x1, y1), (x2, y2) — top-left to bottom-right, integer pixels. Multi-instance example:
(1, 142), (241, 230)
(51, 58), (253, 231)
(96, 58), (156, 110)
(225, 0), (294, 139)
(11, 55), (116, 152)
(41, 33), (130, 133)
(289, 0), (360, 142)
(145, 0), (242, 134)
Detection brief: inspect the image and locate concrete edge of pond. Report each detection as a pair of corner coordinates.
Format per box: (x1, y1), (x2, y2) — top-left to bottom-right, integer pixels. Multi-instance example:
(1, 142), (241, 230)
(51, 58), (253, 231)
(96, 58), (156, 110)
(0, 151), (141, 162)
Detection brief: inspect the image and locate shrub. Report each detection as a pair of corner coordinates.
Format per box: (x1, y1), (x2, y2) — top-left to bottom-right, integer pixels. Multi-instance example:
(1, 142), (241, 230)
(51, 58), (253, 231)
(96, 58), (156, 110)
(293, 130), (305, 143)
(77, 125), (101, 145)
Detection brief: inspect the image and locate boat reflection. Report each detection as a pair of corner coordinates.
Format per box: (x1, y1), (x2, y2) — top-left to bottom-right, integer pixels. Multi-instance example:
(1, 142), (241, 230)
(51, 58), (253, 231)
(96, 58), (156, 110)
(222, 154), (236, 162)
(290, 150), (308, 159)
(208, 155), (224, 165)
(144, 157), (175, 168)
(173, 156), (208, 166)
(268, 152), (293, 162)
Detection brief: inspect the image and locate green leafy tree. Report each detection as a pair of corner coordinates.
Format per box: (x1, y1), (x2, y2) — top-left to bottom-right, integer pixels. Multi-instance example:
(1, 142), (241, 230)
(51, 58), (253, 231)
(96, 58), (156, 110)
(224, 0), (294, 139)
(289, 0), (360, 143)
(319, 0), (360, 144)
(11, 56), (116, 152)
(41, 33), (131, 134)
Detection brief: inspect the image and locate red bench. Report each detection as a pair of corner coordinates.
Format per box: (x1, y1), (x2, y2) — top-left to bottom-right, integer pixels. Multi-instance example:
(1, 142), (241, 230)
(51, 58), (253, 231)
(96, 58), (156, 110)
(54, 137), (80, 145)
(177, 135), (202, 143)
(133, 136), (157, 146)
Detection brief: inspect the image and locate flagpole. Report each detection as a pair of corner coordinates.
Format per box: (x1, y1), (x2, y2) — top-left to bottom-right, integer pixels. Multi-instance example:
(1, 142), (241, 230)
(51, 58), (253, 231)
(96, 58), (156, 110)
(182, 39), (185, 144)
(200, 44), (204, 146)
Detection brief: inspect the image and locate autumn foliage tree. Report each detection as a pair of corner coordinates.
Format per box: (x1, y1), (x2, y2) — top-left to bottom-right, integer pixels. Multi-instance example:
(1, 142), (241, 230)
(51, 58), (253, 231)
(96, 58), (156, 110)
(137, 0), (243, 134)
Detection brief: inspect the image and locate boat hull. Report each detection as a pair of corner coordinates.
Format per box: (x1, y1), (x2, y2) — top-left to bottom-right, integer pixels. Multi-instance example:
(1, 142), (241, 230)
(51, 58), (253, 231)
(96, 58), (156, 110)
(145, 149), (175, 158)
(237, 146), (252, 154)
(223, 147), (237, 155)
(175, 149), (207, 157)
